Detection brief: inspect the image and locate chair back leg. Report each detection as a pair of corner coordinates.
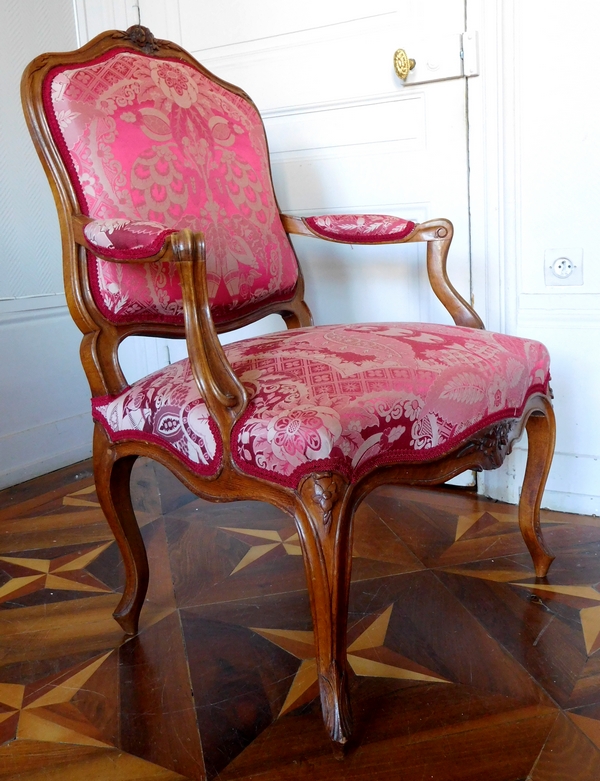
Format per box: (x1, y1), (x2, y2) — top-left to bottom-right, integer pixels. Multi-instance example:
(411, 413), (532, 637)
(94, 424), (148, 634)
(518, 398), (556, 577)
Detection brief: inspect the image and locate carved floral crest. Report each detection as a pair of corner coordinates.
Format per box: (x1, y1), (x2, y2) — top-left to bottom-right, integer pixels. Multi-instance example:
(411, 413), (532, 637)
(125, 25), (159, 54)
(299, 472), (347, 528)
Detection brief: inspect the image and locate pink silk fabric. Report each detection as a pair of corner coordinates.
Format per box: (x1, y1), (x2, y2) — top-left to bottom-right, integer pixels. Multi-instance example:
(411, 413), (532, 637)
(304, 214), (416, 243)
(92, 323), (550, 487)
(83, 218), (175, 259)
(44, 51), (300, 325)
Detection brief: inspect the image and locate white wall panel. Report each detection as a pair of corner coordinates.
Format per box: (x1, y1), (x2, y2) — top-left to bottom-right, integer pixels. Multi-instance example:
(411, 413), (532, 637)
(178, 0), (399, 52)
(265, 97), (424, 156)
(0, 1), (76, 300)
(136, 0), (180, 45)
(517, 1), (600, 301)
(196, 21), (462, 114)
(74, 0), (138, 44)
(517, 317), (600, 459)
(470, 0), (600, 512)
(268, 78), (471, 328)
(0, 301), (92, 489)
(491, 317), (600, 513)
(0, 1), (92, 488)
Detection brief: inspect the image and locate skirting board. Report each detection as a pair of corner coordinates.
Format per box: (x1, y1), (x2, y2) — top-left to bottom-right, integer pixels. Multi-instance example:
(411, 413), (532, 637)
(480, 448), (600, 517)
(0, 412), (92, 491)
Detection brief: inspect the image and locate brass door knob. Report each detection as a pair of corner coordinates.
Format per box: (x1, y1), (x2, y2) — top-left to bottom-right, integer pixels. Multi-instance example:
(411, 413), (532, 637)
(394, 49), (416, 81)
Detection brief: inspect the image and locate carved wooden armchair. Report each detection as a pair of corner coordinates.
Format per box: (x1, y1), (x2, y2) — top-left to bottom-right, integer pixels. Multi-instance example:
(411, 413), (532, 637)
(22, 26), (555, 749)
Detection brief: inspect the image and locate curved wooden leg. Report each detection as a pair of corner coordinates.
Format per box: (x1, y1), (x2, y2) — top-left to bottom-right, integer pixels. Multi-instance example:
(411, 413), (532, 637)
(519, 399), (556, 577)
(94, 424), (148, 634)
(295, 472), (354, 752)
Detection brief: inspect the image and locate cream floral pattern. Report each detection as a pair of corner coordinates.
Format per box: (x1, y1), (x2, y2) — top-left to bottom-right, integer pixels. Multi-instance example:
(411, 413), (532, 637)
(93, 360), (219, 473)
(304, 214), (416, 243)
(84, 218), (173, 256)
(92, 323), (551, 486)
(46, 52), (299, 325)
(150, 61), (199, 108)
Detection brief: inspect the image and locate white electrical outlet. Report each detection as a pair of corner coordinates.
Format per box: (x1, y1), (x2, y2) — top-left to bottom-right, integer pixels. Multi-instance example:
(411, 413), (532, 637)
(544, 248), (584, 286)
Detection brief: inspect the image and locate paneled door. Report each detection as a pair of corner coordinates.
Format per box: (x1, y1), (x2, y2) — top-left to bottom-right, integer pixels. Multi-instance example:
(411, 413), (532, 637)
(135, 0), (472, 350)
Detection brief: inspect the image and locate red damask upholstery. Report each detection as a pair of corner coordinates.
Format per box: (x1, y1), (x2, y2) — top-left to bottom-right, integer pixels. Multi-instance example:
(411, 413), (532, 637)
(304, 214), (417, 244)
(93, 322), (550, 487)
(83, 218), (176, 259)
(44, 51), (300, 325)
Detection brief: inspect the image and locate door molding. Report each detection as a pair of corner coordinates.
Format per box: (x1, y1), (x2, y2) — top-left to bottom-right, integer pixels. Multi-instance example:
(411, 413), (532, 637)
(74, 0), (139, 45)
(467, 0), (518, 337)
(467, 0), (525, 502)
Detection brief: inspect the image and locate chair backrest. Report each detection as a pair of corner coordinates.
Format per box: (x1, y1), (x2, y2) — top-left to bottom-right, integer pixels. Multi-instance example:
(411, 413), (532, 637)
(27, 27), (300, 330)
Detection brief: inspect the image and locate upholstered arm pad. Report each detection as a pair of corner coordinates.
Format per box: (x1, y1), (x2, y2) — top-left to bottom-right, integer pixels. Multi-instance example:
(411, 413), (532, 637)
(304, 214), (417, 243)
(81, 217), (176, 260)
(281, 213), (417, 244)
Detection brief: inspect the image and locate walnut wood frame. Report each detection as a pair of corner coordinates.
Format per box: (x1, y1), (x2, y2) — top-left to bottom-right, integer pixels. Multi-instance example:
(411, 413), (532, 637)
(22, 25), (556, 751)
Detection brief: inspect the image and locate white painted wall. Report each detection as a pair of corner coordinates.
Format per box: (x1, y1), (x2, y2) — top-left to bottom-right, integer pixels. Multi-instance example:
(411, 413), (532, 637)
(0, 1), (91, 489)
(470, 0), (600, 514)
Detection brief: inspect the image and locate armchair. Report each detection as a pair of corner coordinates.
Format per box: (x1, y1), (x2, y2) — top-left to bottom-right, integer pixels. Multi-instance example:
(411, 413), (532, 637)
(22, 26), (555, 750)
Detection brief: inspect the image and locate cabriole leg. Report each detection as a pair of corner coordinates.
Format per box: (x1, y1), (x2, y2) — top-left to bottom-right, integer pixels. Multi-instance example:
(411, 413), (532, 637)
(94, 424), (148, 634)
(295, 472), (354, 752)
(519, 399), (556, 577)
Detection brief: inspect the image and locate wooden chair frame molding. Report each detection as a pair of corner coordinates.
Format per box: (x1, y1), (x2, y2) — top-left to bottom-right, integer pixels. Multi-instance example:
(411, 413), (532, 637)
(22, 26), (555, 750)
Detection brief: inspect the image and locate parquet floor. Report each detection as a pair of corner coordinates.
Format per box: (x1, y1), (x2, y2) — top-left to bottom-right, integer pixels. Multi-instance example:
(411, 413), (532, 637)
(0, 461), (599, 780)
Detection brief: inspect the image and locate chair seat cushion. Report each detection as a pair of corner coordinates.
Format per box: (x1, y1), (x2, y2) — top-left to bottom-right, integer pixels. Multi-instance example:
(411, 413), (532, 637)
(92, 323), (550, 487)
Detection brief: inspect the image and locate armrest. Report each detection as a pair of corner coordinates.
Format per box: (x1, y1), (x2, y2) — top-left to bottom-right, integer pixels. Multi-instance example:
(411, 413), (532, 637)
(72, 215), (247, 439)
(281, 213), (484, 330)
(72, 215), (176, 262)
(172, 229), (248, 437)
(281, 213), (416, 244)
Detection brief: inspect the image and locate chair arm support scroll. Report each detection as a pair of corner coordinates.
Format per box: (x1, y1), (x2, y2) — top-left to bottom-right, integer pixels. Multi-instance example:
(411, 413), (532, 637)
(281, 213), (484, 330)
(171, 229), (248, 442)
(72, 215), (248, 441)
(70, 214), (183, 399)
(409, 220), (484, 330)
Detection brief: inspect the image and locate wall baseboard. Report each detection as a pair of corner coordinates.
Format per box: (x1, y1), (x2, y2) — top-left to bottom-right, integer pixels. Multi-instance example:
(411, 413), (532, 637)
(480, 448), (600, 517)
(0, 413), (92, 491)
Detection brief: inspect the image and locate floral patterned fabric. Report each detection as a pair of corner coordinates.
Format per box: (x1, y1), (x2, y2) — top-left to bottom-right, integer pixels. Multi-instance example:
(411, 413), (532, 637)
(44, 51), (300, 325)
(92, 323), (550, 487)
(84, 218), (176, 259)
(304, 214), (416, 243)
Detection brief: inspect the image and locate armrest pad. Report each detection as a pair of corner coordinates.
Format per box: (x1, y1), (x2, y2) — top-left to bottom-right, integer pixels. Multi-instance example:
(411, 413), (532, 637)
(303, 214), (416, 244)
(83, 218), (176, 260)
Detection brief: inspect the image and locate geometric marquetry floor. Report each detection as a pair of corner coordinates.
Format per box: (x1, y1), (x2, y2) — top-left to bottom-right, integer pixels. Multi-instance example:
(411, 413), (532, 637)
(1, 460), (600, 779)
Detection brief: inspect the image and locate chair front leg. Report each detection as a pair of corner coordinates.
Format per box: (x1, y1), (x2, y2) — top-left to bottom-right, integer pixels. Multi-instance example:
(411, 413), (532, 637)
(295, 472), (354, 750)
(519, 397), (556, 577)
(94, 423), (148, 634)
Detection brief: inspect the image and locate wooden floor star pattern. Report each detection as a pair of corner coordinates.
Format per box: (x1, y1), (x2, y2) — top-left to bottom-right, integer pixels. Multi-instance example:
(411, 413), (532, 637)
(0, 459), (600, 779)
